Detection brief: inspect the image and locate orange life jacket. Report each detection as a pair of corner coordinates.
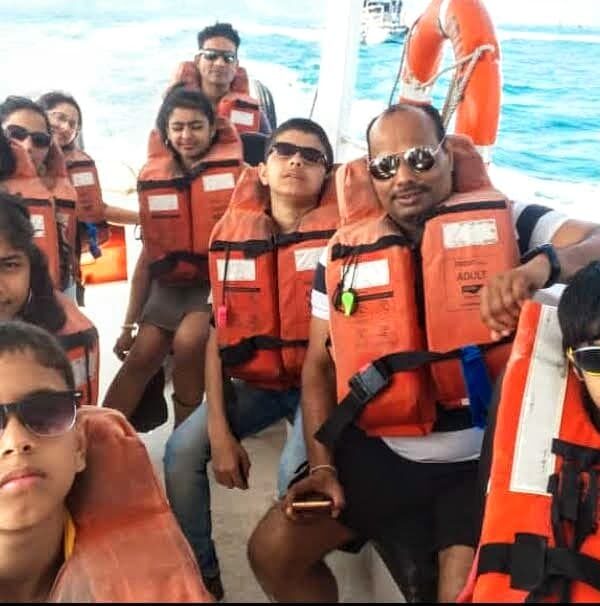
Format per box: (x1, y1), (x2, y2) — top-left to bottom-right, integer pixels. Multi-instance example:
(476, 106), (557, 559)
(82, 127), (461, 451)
(49, 406), (212, 602)
(63, 147), (106, 224)
(467, 301), (600, 602)
(138, 118), (243, 284)
(171, 61), (262, 134)
(318, 136), (518, 444)
(209, 167), (339, 389)
(55, 291), (99, 406)
(2, 141), (77, 288)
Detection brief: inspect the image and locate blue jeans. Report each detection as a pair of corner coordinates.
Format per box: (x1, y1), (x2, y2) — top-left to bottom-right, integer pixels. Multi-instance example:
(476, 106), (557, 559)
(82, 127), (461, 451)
(163, 380), (306, 579)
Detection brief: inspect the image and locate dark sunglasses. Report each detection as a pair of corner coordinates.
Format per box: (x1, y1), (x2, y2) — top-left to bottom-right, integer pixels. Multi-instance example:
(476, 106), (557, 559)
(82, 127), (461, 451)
(368, 138), (445, 180)
(0, 390), (79, 438)
(568, 346), (600, 376)
(268, 141), (327, 166)
(198, 49), (237, 64)
(4, 124), (52, 149)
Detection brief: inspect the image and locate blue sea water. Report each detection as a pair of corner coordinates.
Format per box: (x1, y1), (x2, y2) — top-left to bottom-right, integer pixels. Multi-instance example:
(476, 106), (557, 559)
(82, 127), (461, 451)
(0, 2), (598, 213)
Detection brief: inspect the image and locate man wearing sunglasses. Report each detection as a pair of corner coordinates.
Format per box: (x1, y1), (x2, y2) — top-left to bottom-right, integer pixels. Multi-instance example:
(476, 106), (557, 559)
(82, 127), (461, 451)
(247, 103), (600, 603)
(170, 22), (271, 137)
(0, 321), (211, 602)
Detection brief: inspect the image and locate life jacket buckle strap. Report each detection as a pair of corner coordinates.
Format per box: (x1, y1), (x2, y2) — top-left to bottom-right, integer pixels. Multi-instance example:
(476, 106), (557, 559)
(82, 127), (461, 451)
(349, 362), (391, 405)
(508, 533), (548, 592)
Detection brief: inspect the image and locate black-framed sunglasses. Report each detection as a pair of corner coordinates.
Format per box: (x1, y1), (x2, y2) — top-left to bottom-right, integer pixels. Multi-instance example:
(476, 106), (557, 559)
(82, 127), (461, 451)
(4, 124), (52, 149)
(268, 141), (327, 166)
(197, 49), (237, 64)
(567, 346), (600, 376)
(0, 390), (80, 438)
(368, 138), (446, 180)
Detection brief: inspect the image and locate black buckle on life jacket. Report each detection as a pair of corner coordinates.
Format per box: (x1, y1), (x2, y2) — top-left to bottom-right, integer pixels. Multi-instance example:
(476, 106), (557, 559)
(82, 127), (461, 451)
(509, 534), (548, 592)
(349, 362), (390, 405)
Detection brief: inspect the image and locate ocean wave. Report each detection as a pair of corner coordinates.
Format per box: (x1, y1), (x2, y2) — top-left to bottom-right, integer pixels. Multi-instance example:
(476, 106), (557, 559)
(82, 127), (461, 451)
(489, 165), (600, 221)
(498, 31), (600, 44)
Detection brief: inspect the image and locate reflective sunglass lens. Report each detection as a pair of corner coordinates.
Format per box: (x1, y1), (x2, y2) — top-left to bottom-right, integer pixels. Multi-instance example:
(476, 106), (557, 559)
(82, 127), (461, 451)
(369, 155), (398, 180)
(20, 392), (76, 436)
(407, 148), (436, 172)
(574, 348), (600, 374)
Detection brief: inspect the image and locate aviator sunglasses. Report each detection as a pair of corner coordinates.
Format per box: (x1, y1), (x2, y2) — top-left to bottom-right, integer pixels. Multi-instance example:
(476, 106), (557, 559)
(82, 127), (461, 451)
(368, 138), (446, 180)
(268, 141), (328, 166)
(4, 124), (52, 149)
(197, 49), (237, 64)
(567, 346), (600, 376)
(0, 390), (79, 438)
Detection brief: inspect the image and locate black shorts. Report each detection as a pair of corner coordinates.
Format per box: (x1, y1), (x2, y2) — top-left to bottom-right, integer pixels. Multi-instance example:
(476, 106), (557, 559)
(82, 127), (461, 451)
(334, 425), (480, 554)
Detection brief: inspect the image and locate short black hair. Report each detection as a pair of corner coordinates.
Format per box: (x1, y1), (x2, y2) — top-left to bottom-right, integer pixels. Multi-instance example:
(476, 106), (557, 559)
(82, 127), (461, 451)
(265, 118), (334, 171)
(558, 261), (600, 351)
(0, 320), (75, 389)
(0, 96), (51, 135)
(197, 22), (241, 50)
(366, 103), (446, 157)
(0, 129), (15, 178)
(156, 84), (216, 144)
(0, 193), (67, 333)
(37, 91), (83, 129)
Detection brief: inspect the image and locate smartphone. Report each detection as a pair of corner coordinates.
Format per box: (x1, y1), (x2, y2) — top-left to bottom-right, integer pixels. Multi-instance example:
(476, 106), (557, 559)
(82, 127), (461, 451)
(290, 495), (333, 513)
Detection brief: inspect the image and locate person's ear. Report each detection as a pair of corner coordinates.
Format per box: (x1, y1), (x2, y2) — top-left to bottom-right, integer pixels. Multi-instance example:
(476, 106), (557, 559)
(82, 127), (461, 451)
(258, 161), (269, 186)
(73, 423), (87, 474)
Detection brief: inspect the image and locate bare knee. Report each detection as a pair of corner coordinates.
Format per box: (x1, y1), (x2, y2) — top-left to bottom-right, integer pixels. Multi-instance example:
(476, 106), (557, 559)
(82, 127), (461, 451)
(248, 507), (298, 584)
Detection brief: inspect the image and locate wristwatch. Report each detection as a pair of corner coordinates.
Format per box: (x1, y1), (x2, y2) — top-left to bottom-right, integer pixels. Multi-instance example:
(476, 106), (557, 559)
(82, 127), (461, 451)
(520, 243), (561, 289)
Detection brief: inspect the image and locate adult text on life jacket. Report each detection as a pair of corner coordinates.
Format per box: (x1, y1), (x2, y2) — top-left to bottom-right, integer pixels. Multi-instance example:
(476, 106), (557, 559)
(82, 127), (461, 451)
(318, 136), (517, 445)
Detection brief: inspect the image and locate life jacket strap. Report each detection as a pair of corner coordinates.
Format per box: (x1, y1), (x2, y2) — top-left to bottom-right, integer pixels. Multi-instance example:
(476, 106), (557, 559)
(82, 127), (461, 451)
(316, 339), (511, 450)
(219, 335), (308, 367)
(477, 535), (600, 599)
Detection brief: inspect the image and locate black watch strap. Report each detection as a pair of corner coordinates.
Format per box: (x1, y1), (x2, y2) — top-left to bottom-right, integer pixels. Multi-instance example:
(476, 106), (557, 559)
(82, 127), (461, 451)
(520, 243), (561, 289)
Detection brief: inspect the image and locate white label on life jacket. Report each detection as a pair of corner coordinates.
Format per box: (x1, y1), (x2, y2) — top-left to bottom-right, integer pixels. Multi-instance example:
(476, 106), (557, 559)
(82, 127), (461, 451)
(230, 110), (255, 127)
(202, 173), (236, 192)
(217, 258), (256, 282)
(510, 305), (567, 495)
(442, 219), (498, 249)
(148, 194), (179, 212)
(295, 247), (325, 272)
(342, 259), (390, 290)
(30, 214), (45, 237)
(71, 171), (95, 187)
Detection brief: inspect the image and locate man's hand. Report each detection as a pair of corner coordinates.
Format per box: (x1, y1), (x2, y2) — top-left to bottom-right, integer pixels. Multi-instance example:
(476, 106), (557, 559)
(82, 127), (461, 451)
(211, 432), (251, 490)
(113, 328), (136, 360)
(282, 468), (345, 521)
(480, 254), (551, 340)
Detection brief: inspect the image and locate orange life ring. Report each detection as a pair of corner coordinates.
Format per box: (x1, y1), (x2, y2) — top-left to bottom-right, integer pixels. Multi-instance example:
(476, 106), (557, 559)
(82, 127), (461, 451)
(399, 0), (501, 162)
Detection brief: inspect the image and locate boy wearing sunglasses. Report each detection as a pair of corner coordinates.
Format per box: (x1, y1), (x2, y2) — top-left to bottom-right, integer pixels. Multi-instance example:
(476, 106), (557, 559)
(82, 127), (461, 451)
(247, 103), (600, 603)
(170, 22), (271, 136)
(163, 118), (336, 600)
(0, 321), (211, 602)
